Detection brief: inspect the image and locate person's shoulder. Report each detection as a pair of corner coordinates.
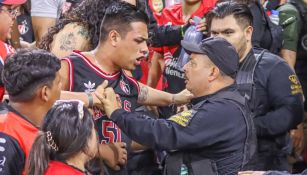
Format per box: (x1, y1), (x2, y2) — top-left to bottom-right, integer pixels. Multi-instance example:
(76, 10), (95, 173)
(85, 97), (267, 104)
(254, 48), (285, 65)
(278, 3), (299, 13)
(45, 161), (84, 175)
(51, 22), (91, 58)
(0, 132), (23, 152)
(54, 22), (90, 39)
(254, 48), (294, 76)
(204, 94), (243, 115)
(278, 3), (301, 23)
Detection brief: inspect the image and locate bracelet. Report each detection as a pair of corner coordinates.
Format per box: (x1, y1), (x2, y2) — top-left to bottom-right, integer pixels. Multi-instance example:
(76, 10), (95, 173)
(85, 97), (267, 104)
(86, 92), (93, 108)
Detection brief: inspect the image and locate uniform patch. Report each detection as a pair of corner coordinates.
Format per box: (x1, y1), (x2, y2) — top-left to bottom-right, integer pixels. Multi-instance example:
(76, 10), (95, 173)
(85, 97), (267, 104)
(168, 110), (195, 127)
(289, 75), (303, 95)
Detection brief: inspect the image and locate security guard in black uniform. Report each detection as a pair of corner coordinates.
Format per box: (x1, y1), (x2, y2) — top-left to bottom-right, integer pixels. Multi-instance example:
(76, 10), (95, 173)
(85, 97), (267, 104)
(206, 2), (304, 171)
(97, 37), (255, 175)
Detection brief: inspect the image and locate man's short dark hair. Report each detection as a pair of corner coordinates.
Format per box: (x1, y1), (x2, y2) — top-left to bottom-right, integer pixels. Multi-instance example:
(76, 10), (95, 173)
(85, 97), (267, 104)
(206, 2), (253, 31)
(99, 1), (149, 42)
(2, 49), (61, 102)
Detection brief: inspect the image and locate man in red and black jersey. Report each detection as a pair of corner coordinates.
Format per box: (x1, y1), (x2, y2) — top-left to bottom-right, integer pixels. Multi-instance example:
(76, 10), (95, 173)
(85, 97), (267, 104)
(148, 0), (217, 118)
(59, 1), (193, 174)
(0, 49), (62, 174)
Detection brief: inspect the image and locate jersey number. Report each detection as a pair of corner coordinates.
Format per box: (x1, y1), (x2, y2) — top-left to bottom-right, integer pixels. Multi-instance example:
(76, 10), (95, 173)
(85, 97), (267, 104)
(101, 121), (121, 144)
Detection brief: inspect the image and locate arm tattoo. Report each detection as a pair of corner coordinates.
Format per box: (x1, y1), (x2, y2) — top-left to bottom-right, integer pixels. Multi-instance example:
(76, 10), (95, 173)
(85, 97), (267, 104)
(77, 27), (90, 40)
(59, 32), (76, 51)
(138, 86), (149, 103)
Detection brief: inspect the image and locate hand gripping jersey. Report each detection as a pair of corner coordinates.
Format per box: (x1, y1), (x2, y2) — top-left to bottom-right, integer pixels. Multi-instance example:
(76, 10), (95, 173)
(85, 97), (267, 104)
(62, 51), (140, 145)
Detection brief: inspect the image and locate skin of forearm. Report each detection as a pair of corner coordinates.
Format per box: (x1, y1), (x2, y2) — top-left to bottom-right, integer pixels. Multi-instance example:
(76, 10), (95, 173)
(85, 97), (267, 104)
(280, 49), (297, 69)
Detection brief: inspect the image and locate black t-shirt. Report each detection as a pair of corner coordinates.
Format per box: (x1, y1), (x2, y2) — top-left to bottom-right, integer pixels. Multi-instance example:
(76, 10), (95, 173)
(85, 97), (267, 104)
(250, 3), (272, 50)
(17, 14), (35, 43)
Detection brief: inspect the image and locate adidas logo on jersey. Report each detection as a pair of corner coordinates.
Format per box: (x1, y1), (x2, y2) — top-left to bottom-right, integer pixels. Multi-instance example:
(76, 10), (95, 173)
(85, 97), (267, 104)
(84, 81), (96, 93)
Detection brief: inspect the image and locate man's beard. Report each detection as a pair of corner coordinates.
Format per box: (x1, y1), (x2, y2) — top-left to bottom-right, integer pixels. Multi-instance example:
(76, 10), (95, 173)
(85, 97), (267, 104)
(237, 38), (248, 60)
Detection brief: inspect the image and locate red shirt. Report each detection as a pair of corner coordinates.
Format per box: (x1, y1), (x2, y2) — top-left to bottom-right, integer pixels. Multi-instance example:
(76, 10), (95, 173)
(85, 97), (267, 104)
(45, 161), (86, 175)
(0, 104), (39, 174)
(0, 41), (15, 101)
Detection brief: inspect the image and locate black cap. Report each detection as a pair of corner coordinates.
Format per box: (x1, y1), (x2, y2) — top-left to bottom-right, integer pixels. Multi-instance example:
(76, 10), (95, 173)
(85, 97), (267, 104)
(181, 37), (239, 78)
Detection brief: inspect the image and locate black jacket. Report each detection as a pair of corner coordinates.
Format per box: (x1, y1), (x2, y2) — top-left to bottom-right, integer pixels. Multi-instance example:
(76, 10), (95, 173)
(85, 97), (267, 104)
(110, 85), (252, 175)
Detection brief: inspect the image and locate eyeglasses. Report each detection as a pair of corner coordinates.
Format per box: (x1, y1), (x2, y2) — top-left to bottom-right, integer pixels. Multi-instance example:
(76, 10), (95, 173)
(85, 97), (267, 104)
(0, 8), (19, 18)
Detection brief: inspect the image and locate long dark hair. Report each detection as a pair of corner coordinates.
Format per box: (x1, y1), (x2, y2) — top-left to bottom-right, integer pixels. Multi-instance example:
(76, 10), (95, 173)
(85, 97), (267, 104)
(26, 100), (97, 175)
(39, 0), (145, 51)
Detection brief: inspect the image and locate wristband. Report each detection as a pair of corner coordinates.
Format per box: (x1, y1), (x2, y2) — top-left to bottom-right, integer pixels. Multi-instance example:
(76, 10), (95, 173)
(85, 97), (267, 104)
(86, 92), (93, 108)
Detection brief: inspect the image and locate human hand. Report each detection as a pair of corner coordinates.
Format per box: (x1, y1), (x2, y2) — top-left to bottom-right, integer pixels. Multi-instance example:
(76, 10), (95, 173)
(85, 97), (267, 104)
(93, 80), (109, 109)
(95, 87), (121, 117)
(290, 123), (305, 156)
(189, 17), (207, 35)
(99, 142), (127, 171)
(173, 89), (193, 105)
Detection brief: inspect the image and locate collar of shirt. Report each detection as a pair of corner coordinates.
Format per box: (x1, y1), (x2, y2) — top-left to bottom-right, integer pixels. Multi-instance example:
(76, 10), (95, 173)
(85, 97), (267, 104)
(190, 84), (237, 105)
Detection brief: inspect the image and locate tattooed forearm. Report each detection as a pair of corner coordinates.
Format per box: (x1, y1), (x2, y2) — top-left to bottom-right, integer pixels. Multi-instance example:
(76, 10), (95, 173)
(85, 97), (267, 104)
(138, 86), (149, 103)
(59, 32), (76, 51)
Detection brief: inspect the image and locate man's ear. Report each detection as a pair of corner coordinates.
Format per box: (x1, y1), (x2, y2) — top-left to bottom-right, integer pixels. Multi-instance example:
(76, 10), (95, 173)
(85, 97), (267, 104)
(109, 30), (121, 46)
(208, 66), (219, 82)
(244, 26), (253, 42)
(39, 85), (49, 102)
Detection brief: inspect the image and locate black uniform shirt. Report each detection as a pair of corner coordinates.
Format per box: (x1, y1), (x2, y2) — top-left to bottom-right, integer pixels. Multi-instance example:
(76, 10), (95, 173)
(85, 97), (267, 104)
(110, 85), (247, 157)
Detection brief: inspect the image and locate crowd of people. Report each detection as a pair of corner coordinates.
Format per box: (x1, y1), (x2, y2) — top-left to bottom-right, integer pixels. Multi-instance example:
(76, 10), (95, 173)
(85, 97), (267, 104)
(0, 0), (306, 175)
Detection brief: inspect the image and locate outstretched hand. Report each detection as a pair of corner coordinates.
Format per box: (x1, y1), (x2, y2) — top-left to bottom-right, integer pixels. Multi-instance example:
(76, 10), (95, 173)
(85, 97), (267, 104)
(189, 17), (208, 35)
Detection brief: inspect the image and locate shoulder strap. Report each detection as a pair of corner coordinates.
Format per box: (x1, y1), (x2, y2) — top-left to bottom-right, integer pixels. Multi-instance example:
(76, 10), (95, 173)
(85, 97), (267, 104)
(236, 49), (265, 101)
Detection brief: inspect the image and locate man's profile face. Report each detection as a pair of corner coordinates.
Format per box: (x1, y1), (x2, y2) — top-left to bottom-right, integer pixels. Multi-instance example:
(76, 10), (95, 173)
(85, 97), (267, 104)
(210, 15), (250, 59)
(115, 22), (149, 71)
(183, 53), (211, 97)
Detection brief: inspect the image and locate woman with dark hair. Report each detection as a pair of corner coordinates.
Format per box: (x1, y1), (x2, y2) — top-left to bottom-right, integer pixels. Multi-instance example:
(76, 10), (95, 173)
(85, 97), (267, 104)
(26, 100), (99, 175)
(39, 0), (143, 59)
